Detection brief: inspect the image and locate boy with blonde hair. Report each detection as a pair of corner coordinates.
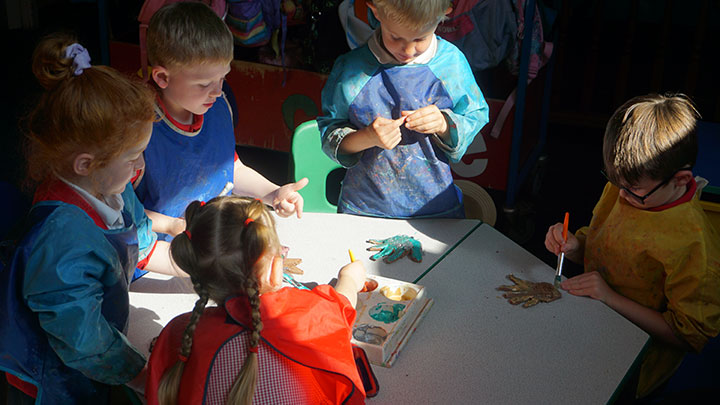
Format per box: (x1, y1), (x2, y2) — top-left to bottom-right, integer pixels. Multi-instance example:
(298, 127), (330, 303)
(318, 0), (488, 218)
(545, 93), (720, 398)
(135, 2), (307, 242)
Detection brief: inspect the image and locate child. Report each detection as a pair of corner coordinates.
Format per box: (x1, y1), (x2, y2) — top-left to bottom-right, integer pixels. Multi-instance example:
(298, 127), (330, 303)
(135, 2), (308, 240)
(0, 35), (186, 403)
(544, 94), (720, 398)
(317, 0), (489, 218)
(145, 197), (367, 404)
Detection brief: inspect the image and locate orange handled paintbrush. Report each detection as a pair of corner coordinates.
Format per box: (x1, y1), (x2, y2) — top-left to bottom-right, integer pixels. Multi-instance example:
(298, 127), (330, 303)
(554, 212), (569, 287)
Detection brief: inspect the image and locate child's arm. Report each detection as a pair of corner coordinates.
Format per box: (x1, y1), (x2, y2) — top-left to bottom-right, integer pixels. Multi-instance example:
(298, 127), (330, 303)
(145, 209), (186, 237)
(232, 160), (307, 218)
(334, 261), (366, 308)
(561, 271), (690, 350)
(144, 241), (189, 277)
(545, 223), (585, 264)
(338, 116), (407, 154)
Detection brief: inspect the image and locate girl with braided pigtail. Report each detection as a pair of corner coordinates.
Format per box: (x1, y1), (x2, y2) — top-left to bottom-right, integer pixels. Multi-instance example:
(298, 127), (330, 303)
(146, 196), (368, 405)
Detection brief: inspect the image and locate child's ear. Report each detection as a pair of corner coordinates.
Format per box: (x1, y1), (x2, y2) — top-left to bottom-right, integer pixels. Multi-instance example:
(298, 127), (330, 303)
(257, 255), (283, 294)
(445, 6), (453, 16)
(674, 170), (693, 187)
(366, 1), (379, 20)
(269, 256), (284, 289)
(151, 66), (170, 89)
(72, 153), (95, 176)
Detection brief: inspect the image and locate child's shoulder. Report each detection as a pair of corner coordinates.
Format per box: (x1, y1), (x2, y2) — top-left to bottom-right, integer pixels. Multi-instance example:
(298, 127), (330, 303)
(332, 45), (376, 72)
(431, 36), (474, 68)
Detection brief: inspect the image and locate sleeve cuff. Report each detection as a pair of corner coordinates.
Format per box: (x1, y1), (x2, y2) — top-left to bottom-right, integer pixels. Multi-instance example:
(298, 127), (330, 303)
(323, 127), (361, 167)
(431, 110), (460, 156)
(137, 241), (158, 270)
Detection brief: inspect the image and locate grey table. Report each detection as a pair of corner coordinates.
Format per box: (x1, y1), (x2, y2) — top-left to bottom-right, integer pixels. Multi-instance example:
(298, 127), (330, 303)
(370, 224), (649, 404)
(128, 213), (481, 359)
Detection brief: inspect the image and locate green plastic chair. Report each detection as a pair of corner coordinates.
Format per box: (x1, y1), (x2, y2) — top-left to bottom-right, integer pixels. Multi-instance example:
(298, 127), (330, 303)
(291, 120), (342, 213)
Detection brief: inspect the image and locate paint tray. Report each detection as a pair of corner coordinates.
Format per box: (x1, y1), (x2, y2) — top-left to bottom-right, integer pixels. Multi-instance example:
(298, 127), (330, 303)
(351, 275), (433, 367)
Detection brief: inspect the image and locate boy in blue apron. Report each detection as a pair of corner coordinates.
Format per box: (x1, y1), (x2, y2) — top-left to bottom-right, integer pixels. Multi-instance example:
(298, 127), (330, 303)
(318, 0), (489, 218)
(134, 2), (308, 252)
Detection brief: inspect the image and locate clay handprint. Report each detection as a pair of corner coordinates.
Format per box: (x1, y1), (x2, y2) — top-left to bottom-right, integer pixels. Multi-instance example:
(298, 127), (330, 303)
(366, 235), (422, 263)
(497, 274), (561, 308)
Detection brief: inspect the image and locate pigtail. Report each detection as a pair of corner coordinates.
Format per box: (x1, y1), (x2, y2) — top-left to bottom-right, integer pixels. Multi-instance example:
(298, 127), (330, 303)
(226, 276), (263, 405)
(157, 280), (210, 405)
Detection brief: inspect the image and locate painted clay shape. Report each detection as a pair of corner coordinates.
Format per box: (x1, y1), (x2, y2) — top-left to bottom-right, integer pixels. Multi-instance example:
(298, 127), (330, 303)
(497, 274), (561, 308)
(367, 235), (423, 263)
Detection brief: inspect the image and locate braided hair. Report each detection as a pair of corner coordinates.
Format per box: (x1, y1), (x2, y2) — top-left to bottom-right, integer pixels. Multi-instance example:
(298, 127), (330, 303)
(157, 197), (280, 405)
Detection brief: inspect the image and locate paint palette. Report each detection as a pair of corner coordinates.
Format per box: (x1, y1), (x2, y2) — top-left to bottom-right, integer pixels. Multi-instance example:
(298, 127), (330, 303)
(352, 275), (432, 367)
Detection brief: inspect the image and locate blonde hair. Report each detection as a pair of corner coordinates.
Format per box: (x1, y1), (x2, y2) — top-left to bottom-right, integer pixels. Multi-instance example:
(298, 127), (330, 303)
(147, 1), (233, 69)
(25, 33), (154, 183)
(603, 93), (699, 185)
(371, 0), (451, 30)
(158, 197), (280, 405)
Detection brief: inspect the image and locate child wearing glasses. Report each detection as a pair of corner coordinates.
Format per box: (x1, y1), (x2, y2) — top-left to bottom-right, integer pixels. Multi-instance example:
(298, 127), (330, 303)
(544, 93), (720, 399)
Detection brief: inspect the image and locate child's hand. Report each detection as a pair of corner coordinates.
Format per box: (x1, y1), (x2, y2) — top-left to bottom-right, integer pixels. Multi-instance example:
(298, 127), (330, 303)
(367, 116), (406, 150)
(335, 261), (366, 307)
(544, 222), (580, 257)
(560, 271), (618, 304)
(338, 261), (366, 292)
(271, 178), (308, 218)
(402, 105), (448, 136)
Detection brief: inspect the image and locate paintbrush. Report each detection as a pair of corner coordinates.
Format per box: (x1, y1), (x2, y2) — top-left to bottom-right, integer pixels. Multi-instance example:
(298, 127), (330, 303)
(554, 212), (569, 287)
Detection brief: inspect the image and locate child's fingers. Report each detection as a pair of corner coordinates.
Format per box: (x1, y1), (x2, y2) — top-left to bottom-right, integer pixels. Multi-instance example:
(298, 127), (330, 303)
(274, 199), (295, 217)
(294, 193), (304, 219)
(290, 177), (309, 192)
(391, 115), (407, 128)
(544, 223), (563, 254)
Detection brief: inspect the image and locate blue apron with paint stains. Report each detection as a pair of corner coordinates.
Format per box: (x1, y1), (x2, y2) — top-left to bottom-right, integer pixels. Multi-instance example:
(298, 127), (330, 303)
(319, 39), (489, 218)
(135, 95), (235, 240)
(341, 65), (464, 218)
(0, 204), (138, 404)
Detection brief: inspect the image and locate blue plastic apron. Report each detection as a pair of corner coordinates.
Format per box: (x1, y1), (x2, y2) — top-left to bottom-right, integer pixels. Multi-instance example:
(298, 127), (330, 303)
(0, 204), (139, 404)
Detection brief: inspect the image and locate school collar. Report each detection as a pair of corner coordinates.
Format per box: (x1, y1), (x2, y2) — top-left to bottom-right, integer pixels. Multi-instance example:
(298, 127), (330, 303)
(647, 177), (697, 212)
(156, 96), (204, 133)
(33, 177), (108, 230)
(368, 27), (438, 65)
(57, 177), (125, 229)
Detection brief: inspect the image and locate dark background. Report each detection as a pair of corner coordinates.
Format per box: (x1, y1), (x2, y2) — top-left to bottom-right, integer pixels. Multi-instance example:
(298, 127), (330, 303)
(2, 0), (719, 275)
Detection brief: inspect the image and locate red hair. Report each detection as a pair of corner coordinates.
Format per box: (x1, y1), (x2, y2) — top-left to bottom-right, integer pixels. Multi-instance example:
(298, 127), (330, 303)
(25, 34), (155, 183)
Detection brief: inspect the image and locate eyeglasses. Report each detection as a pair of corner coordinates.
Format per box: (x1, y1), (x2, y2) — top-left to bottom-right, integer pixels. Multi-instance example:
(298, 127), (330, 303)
(600, 167), (690, 204)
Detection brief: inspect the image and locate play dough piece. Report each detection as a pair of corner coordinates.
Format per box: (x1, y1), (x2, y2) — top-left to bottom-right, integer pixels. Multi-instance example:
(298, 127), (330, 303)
(366, 235), (423, 263)
(283, 258), (304, 274)
(496, 274), (561, 308)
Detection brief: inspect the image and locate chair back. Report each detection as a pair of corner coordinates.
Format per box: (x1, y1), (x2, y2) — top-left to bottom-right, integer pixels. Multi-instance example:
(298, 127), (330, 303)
(291, 120), (342, 213)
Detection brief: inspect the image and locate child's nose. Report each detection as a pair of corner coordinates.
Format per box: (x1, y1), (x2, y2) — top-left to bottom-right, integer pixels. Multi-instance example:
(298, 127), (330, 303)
(402, 43), (415, 56)
(209, 81), (223, 97)
(135, 154), (145, 171)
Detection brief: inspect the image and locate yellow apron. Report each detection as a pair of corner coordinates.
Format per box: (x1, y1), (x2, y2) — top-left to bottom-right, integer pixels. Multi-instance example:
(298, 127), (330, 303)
(577, 183), (720, 397)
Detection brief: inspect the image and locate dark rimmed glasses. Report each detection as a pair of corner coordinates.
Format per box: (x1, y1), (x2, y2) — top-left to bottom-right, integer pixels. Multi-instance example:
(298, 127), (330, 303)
(600, 167), (691, 204)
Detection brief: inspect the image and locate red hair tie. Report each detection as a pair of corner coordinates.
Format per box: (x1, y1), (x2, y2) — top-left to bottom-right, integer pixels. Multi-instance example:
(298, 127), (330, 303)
(244, 218), (254, 226)
(184, 230), (192, 240)
(200, 201), (206, 207)
(249, 345), (258, 353)
(178, 354), (188, 363)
